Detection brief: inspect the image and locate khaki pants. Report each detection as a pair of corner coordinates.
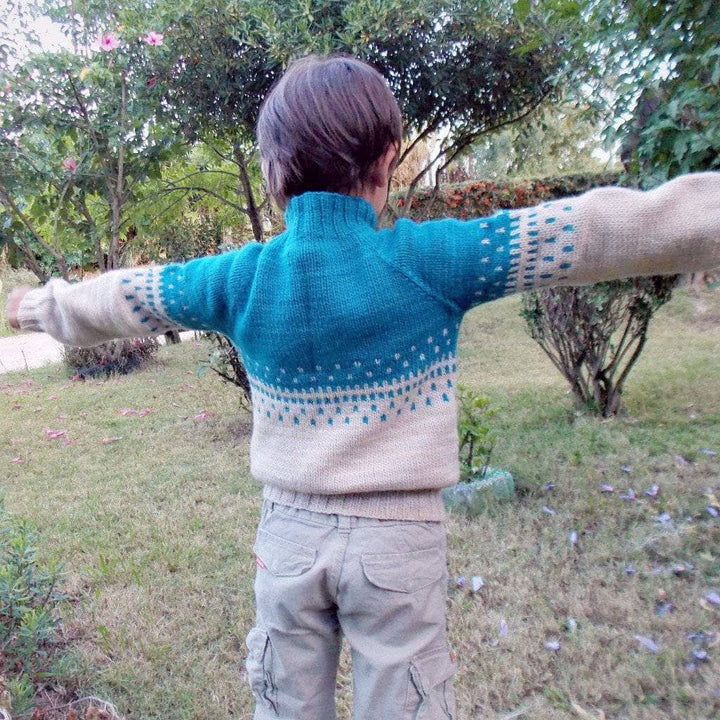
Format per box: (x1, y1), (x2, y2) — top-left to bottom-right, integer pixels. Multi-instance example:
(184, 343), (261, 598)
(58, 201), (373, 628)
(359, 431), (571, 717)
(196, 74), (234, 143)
(246, 501), (456, 720)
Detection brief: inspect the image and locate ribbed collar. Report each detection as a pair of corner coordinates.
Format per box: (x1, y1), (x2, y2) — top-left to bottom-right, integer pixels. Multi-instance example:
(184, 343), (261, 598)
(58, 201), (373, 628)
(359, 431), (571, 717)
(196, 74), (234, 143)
(285, 192), (378, 236)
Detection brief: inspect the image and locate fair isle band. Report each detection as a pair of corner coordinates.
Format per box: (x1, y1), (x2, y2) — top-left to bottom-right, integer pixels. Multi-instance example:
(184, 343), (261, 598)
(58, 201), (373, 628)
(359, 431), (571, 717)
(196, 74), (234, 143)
(507, 200), (578, 293)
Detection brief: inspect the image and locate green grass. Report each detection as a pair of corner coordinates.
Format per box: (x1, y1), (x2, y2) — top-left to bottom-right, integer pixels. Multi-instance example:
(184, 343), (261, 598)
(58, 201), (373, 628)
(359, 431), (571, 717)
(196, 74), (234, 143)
(1, 287), (719, 719)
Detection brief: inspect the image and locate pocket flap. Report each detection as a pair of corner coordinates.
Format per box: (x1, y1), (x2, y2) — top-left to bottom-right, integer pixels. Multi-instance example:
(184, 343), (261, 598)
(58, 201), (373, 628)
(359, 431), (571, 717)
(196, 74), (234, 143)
(361, 547), (444, 592)
(253, 528), (316, 577)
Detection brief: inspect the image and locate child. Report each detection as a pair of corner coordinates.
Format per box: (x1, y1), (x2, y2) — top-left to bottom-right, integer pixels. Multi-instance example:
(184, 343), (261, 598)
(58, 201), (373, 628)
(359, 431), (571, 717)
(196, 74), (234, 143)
(7, 54), (720, 719)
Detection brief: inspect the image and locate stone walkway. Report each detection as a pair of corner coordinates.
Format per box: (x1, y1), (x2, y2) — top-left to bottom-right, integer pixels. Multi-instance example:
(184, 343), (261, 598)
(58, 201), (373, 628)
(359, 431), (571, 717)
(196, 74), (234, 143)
(0, 331), (196, 374)
(0, 332), (63, 373)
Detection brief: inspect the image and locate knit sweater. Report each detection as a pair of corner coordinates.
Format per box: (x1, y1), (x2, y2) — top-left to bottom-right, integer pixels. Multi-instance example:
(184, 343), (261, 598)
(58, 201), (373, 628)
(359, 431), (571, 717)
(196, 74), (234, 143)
(17, 174), (720, 520)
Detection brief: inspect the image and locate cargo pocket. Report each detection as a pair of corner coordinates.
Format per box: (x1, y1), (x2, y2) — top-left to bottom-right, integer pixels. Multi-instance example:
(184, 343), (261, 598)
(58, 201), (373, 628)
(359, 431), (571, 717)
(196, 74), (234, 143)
(406, 645), (457, 719)
(246, 627), (278, 714)
(361, 547), (444, 593)
(253, 527), (316, 577)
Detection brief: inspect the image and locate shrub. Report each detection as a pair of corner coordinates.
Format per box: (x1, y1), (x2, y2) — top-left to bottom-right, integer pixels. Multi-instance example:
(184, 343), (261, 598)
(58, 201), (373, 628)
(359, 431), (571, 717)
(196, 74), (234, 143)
(457, 385), (497, 482)
(63, 337), (159, 378)
(521, 277), (676, 417)
(0, 500), (67, 716)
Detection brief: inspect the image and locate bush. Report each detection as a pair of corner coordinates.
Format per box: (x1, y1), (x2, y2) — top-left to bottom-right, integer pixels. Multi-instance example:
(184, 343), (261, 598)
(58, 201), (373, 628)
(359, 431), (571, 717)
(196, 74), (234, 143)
(392, 172), (621, 222)
(521, 277), (676, 417)
(0, 500), (67, 716)
(457, 385), (497, 482)
(63, 337), (159, 378)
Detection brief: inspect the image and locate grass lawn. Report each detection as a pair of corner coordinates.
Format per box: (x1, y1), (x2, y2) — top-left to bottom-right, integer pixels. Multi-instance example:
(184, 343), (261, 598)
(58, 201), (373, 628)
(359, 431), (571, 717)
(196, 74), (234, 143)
(1, 287), (718, 719)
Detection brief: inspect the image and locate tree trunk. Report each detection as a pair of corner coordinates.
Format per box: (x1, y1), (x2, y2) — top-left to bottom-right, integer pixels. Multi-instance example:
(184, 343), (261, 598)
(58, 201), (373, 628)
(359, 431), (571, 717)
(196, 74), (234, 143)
(233, 144), (264, 241)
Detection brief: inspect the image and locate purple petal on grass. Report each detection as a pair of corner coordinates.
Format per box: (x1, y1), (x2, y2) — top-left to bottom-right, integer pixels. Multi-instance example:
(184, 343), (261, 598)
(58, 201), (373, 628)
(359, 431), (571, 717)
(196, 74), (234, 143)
(600, 484), (615, 493)
(619, 489), (636, 501)
(542, 505), (556, 515)
(692, 649), (709, 662)
(635, 635), (660, 653)
(645, 484), (660, 498)
(707, 506), (719, 518)
(566, 617), (578, 633)
(569, 530), (579, 546)
(655, 602), (675, 617)
(545, 639), (561, 651)
(704, 591), (720, 606)
(544, 482), (555, 491)
(700, 448), (717, 457)
(456, 575), (466, 588)
(499, 619), (509, 637)
(674, 454), (689, 467)
(654, 512), (672, 525)
(471, 576), (484, 593)
(621, 464), (633, 473)
(626, 566), (636, 575)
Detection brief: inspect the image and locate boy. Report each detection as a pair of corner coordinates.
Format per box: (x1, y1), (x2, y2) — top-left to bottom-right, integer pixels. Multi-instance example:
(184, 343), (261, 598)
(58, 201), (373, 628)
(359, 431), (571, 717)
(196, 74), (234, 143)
(7, 55), (720, 719)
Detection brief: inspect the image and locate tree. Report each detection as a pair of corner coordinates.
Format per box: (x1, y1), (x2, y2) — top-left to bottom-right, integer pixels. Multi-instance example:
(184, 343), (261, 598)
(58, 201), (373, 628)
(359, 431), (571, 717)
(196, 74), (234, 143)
(152, 0), (563, 232)
(0, 15), (180, 279)
(533, 0), (720, 183)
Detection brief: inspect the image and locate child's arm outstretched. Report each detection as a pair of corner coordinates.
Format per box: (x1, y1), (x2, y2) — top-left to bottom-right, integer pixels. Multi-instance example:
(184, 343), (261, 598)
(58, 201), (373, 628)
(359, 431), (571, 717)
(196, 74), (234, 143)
(389, 172), (720, 310)
(6, 241), (263, 346)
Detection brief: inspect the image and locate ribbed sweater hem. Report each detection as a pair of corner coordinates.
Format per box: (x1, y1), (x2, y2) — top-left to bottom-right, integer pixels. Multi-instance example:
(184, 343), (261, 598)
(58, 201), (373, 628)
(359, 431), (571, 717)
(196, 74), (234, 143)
(262, 485), (447, 521)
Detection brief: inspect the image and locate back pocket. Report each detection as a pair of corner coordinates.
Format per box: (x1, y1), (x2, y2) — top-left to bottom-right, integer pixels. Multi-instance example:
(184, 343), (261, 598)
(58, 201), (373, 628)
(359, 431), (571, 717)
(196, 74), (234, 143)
(253, 528), (316, 577)
(361, 547), (444, 593)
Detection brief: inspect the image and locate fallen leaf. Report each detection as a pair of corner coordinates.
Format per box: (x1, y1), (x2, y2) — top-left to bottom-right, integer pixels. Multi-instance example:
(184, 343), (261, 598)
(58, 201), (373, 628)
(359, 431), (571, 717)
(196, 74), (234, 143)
(635, 634), (660, 653)
(44, 428), (66, 439)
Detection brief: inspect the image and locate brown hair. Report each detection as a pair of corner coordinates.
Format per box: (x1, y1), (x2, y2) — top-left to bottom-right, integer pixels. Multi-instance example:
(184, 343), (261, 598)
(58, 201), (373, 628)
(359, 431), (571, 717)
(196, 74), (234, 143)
(257, 55), (403, 209)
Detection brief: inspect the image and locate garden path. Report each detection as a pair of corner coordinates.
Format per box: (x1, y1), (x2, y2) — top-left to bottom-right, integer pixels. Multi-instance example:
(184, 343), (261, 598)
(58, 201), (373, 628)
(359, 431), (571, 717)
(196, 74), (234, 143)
(0, 331), (196, 374)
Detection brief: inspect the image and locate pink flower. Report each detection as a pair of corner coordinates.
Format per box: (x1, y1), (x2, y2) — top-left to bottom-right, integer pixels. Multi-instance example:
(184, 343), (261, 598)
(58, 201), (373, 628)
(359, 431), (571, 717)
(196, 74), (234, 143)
(143, 31), (164, 46)
(99, 32), (120, 51)
(63, 157), (78, 172)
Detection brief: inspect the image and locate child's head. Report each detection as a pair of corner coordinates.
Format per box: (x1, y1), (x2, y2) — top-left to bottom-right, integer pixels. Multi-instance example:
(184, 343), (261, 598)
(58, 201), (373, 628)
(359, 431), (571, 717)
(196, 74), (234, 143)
(257, 54), (402, 209)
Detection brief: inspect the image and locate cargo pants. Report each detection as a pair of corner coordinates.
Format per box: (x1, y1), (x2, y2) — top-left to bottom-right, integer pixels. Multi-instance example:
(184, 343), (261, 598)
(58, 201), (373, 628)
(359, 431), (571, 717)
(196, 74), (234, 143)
(245, 501), (456, 720)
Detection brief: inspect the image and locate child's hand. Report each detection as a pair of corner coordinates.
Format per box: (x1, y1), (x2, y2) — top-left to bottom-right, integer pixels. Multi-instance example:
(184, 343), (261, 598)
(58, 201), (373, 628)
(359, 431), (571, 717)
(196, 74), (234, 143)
(6, 287), (31, 330)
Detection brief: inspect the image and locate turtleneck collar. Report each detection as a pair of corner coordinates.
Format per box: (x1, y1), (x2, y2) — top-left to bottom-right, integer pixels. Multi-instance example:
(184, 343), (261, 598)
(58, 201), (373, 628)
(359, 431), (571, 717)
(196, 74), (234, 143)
(284, 192), (378, 235)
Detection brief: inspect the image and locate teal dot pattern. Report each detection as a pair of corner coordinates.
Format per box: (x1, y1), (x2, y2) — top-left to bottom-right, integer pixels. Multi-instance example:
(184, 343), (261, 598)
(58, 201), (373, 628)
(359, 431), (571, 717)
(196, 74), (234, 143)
(506, 200), (577, 291)
(120, 267), (178, 335)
